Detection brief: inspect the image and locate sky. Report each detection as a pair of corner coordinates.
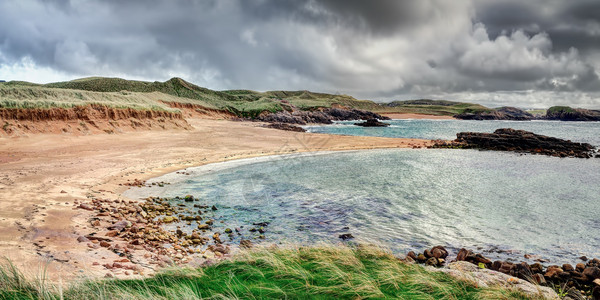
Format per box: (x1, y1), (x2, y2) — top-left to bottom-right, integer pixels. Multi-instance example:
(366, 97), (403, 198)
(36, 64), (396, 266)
(1, 0), (600, 108)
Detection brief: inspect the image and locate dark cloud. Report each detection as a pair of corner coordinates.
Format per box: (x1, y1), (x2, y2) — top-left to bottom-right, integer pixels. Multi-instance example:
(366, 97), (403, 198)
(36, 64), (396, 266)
(0, 0), (599, 108)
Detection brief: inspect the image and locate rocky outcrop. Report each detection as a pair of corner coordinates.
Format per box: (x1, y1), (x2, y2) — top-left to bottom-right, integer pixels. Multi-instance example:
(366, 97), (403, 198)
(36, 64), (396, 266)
(433, 128), (598, 158)
(257, 108), (390, 125)
(354, 118), (390, 127)
(454, 107), (534, 121)
(545, 106), (600, 121)
(263, 123), (306, 132)
(407, 246), (600, 299)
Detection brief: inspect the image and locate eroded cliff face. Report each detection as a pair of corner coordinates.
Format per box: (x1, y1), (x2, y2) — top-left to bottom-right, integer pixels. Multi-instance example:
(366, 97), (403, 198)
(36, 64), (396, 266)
(0, 105), (191, 136)
(161, 102), (236, 119)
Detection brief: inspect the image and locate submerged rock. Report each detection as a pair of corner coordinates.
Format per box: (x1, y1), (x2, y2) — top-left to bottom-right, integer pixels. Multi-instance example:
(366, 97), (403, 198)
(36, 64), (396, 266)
(338, 233), (354, 240)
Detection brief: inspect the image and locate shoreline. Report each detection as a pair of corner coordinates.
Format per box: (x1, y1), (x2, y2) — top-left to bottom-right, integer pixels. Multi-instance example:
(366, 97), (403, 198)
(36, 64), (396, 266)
(0, 118), (433, 281)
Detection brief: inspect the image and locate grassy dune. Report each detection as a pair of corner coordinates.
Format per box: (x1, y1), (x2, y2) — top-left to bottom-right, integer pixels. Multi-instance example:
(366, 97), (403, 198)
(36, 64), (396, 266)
(0, 245), (536, 300)
(1, 77), (491, 117)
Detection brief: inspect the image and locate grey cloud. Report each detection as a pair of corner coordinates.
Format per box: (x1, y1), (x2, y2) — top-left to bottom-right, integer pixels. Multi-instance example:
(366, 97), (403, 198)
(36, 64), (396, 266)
(0, 0), (599, 108)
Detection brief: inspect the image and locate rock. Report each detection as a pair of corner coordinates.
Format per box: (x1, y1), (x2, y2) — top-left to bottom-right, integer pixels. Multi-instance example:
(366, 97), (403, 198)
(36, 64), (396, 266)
(184, 195), (195, 202)
(78, 203), (94, 211)
(416, 253), (427, 263)
(338, 233), (354, 240)
(580, 256), (589, 261)
(211, 205), (218, 211)
(593, 286), (600, 300)
(197, 224), (210, 230)
(576, 263), (586, 272)
(431, 246), (448, 259)
(77, 236), (89, 243)
(588, 258), (600, 268)
(240, 239), (253, 249)
(99, 241), (110, 248)
(530, 262), (543, 274)
(406, 251), (417, 261)
(583, 267), (600, 280)
(162, 216), (178, 223)
(456, 248), (470, 261)
(424, 249), (432, 258)
(224, 228), (233, 234)
(105, 230), (119, 237)
(425, 257), (440, 267)
(253, 222), (270, 227)
(264, 123), (306, 132)
(108, 220), (132, 231)
(212, 232), (221, 244)
(207, 244), (230, 254)
(545, 266), (563, 279)
(439, 261), (558, 299)
(434, 128), (596, 158)
(545, 106), (600, 121)
(563, 264), (575, 272)
(510, 262), (531, 279)
(498, 262), (514, 274)
(594, 278), (600, 287)
(257, 107), (389, 125)
(354, 118), (390, 127)
(531, 273), (546, 285)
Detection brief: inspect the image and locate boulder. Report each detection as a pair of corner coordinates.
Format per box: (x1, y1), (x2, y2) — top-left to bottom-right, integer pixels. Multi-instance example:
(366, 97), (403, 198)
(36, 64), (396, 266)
(583, 267), (600, 281)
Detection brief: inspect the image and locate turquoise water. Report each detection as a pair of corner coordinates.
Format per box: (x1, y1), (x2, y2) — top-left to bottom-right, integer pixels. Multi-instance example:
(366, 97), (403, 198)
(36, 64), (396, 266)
(126, 149), (600, 264)
(305, 120), (600, 146)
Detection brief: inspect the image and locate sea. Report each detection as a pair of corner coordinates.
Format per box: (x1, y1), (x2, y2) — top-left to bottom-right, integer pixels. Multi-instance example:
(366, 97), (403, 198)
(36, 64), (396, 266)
(124, 119), (600, 264)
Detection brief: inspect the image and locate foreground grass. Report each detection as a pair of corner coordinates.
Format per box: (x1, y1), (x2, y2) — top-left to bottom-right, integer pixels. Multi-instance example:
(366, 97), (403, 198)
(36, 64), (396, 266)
(0, 245), (538, 300)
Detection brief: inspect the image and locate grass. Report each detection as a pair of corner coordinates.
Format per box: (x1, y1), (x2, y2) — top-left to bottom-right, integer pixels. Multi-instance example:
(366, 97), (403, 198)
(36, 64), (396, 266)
(1, 77), (497, 118)
(546, 106), (576, 114)
(0, 245), (540, 300)
(379, 100), (493, 116)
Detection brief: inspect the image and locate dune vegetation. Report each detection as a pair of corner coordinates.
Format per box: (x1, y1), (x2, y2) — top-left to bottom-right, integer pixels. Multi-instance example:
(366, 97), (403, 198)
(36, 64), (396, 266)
(0, 77), (494, 118)
(0, 245), (538, 300)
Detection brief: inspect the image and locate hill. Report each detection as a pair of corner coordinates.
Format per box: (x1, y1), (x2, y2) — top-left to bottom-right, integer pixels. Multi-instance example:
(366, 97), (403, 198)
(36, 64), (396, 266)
(382, 99), (492, 116)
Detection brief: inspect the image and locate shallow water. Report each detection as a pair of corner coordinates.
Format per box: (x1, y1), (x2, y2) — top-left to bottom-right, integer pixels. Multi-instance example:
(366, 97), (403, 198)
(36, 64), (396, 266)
(305, 119), (600, 146)
(125, 149), (600, 264)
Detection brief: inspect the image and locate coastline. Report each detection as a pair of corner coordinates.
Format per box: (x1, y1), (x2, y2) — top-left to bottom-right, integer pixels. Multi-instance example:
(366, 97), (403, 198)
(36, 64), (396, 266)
(0, 118), (433, 281)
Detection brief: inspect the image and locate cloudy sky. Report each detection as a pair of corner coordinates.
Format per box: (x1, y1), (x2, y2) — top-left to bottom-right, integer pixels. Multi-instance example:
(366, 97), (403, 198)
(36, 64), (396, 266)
(1, 0), (600, 108)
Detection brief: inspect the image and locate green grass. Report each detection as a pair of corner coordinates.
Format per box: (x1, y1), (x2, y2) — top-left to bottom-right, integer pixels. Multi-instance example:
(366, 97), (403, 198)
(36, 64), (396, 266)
(1, 77), (497, 118)
(379, 100), (492, 116)
(546, 106), (576, 114)
(0, 245), (539, 300)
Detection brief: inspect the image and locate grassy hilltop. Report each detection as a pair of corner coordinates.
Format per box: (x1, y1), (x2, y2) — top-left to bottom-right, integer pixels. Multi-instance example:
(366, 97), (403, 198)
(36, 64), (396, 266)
(0, 77), (492, 118)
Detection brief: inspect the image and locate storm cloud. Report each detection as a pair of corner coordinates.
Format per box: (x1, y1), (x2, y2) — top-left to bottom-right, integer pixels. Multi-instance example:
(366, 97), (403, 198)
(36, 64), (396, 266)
(1, 0), (599, 108)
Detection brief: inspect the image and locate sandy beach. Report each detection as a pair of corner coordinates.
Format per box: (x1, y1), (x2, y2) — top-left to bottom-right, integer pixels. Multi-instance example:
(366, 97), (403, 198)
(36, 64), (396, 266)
(0, 118), (433, 281)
